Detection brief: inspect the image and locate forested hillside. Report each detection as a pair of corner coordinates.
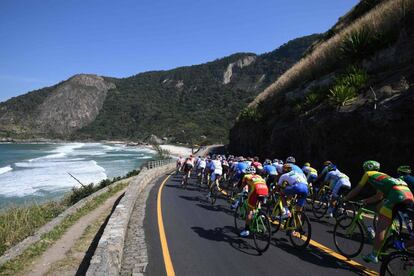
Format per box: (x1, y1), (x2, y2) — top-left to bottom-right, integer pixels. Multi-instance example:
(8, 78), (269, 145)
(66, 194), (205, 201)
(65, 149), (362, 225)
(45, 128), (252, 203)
(0, 34), (320, 144)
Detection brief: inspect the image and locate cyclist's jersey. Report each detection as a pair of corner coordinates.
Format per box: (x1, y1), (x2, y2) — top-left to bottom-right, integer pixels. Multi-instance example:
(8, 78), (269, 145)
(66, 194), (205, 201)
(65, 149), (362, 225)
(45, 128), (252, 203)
(242, 174), (268, 208)
(278, 171), (307, 187)
(211, 160), (223, 175)
(198, 160), (206, 169)
(302, 166), (318, 177)
(357, 171), (408, 196)
(324, 170), (349, 186)
(273, 163), (284, 174)
(177, 157), (184, 165)
(252, 161), (263, 171)
(185, 157), (194, 166)
(236, 161), (248, 175)
(400, 175), (414, 193)
(231, 161), (239, 172)
(289, 164), (307, 179)
(263, 164), (277, 176)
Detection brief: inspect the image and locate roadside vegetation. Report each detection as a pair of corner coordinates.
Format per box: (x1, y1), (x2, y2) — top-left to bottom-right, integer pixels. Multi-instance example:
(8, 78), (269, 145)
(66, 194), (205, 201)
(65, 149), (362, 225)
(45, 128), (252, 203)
(0, 169), (140, 258)
(251, 0), (413, 109)
(0, 180), (129, 275)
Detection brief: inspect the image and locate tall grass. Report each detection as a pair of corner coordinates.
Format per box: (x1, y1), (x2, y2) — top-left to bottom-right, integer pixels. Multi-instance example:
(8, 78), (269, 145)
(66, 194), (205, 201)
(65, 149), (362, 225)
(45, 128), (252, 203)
(0, 202), (65, 256)
(0, 168), (140, 257)
(249, 0), (413, 108)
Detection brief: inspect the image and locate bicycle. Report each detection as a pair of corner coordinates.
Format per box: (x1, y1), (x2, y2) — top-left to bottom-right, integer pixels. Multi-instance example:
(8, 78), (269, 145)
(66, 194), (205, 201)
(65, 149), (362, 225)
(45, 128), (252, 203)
(234, 193), (271, 253)
(267, 192), (312, 249)
(311, 185), (355, 221)
(333, 201), (411, 259)
(380, 250), (414, 276)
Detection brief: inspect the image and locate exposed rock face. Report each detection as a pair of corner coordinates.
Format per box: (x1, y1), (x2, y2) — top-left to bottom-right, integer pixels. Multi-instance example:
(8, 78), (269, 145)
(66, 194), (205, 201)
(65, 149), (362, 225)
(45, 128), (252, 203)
(229, 27), (414, 182)
(0, 74), (115, 137)
(223, 55), (257, 84)
(36, 75), (115, 135)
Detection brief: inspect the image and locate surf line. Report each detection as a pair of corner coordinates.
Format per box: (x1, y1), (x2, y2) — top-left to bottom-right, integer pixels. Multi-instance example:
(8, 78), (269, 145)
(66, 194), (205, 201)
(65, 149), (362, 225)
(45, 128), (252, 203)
(157, 174), (176, 276)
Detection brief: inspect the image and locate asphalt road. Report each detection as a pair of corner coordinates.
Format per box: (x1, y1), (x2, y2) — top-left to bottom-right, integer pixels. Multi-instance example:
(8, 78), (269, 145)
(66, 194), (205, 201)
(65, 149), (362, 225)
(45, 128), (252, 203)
(145, 172), (381, 276)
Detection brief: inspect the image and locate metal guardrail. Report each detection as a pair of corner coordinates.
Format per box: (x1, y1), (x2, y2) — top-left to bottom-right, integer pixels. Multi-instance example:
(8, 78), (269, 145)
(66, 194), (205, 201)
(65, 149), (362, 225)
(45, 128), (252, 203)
(146, 158), (174, 169)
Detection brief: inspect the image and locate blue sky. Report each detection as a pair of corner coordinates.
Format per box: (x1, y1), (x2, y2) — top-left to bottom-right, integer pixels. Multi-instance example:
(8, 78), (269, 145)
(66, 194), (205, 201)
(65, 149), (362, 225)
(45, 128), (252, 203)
(0, 0), (358, 102)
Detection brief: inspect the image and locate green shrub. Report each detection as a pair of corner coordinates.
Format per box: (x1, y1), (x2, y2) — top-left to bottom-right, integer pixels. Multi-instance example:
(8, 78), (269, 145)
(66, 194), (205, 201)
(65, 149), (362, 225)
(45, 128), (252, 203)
(341, 28), (373, 61)
(329, 84), (357, 106)
(336, 66), (368, 89)
(239, 106), (262, 122)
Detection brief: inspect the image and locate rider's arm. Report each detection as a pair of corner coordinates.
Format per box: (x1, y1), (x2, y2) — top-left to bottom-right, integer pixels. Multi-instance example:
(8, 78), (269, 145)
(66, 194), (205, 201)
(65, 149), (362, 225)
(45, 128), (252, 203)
(362, 190), (383, 205)
(344, 173), (369, 201)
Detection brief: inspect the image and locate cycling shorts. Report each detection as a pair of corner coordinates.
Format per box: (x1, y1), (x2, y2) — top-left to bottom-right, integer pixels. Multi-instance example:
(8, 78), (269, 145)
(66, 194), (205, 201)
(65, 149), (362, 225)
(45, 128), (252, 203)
(284, 183), (309, 207)
(183, 163), (193, 173)
(211, 172), (222, 182)
(307, 174), (317, 183)
(331, 178), (351, 198)
(380, 185), (414, 219)
(247, 183), (269, 209)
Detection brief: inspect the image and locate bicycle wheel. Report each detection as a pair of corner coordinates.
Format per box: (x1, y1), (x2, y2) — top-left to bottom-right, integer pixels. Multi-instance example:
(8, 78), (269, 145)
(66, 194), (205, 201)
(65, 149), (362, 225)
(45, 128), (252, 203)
(210, 186), (217, 205)
(289, 211), (312, 249)
(334, 200), (356, 223)
(312, 194), (329, 219)
(234, 204), (246, 234)
(333, 216), (365, 258)
(252, 210), (272, 253)
(380, 251), (414, 276)
(270, 204), (284, 234)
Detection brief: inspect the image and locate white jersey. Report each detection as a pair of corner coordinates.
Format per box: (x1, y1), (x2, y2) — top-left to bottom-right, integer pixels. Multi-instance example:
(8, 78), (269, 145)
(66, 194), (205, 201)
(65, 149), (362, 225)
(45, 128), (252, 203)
(198, 160), (206, 169)
(324, 170), (350, 187)
(211, 159), (223, 175)
(278, 171), (307, 186)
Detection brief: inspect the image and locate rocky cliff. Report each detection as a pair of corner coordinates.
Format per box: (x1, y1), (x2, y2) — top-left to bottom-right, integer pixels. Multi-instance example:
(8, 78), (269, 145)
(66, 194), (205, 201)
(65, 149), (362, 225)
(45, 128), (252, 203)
(229, 0), (414, 181)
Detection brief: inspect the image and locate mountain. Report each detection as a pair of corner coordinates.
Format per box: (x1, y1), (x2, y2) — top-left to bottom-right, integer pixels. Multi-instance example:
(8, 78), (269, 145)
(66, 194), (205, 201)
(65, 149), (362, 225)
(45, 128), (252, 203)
(229, 0), (414, 180)
(0, 34), (320, 144)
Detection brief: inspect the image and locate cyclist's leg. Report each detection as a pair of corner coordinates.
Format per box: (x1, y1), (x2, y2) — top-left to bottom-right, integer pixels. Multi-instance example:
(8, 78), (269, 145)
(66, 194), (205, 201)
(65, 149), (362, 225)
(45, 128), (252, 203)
(369, 186), (413, 259)
(295, 183), (309, 212)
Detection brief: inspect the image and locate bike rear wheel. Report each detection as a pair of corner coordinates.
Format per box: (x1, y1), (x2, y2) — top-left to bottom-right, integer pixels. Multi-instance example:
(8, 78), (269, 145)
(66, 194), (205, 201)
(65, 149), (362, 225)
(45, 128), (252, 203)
(312, 192), (329, 219)
(333, 216), (365, 258)
(234, 204), (246, 234)
(289, 211), (312, 249)
(380, 251), (414, 276)
(252, 210), (272, 253)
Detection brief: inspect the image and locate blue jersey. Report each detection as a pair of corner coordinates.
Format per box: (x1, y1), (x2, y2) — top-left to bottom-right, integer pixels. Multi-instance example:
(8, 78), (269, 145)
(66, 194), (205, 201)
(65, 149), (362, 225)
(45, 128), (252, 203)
(263, 164), (277, 175)
(236, 161), (248, 175)
(290, 164), (306, 179)
(401, 175), (414, 192)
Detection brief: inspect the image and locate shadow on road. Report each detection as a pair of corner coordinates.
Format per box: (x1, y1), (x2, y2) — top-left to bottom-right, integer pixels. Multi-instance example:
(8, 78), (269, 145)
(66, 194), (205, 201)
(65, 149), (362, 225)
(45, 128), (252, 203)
(191, 226), (260, 256)
(196, 203), (234, 217)
(270, 236), (367, 275)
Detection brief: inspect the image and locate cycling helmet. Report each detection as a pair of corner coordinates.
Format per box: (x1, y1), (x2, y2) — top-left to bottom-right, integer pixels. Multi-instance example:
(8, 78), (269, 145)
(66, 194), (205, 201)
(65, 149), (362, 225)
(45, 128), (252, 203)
(363, 160), (380, 172)
(286, 156), (296, 164)
(264, 159), (272, 165)
(324, 160), (332, 166)
(397, 165), (412, 175)
(304, 162), (311, 167)
(283, 164), (293, 173)
(245, 166), (256, 174)
(327, 164), (337, 171)
(272, 159), (279, 164)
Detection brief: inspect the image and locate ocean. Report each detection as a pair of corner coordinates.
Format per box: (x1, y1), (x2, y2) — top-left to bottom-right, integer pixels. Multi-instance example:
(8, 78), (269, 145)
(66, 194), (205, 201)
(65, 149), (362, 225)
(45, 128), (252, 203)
(0, 142), (155, 209)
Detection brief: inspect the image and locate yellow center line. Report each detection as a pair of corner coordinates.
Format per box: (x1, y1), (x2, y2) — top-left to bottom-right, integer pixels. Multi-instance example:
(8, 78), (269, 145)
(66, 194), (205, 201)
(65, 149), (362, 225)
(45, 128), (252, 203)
(157, 174), (175, 276)
(219, 189), (378, 276)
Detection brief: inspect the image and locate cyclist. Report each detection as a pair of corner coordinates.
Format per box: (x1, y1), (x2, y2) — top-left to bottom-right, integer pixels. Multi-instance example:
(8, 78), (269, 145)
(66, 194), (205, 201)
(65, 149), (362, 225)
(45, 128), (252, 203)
(302, 162), (318, 185)
(239, 166), (269, 237)
(345, 160), (414, 263)
(314, 160), (333, 191)
(277, 163), (309, 218)
(263, 159), (278, 188)
(222, 157), (230, 182)
(197, 157), (206, 182)
(285, 156), (306, 179)
(176, 156), (184, 174)
(182, 155), (195, 186)
(206, 155), (223, 198)
(251, 156), (264, 176)
(397, 165), (414, 193)
(323, 164), (351, 217)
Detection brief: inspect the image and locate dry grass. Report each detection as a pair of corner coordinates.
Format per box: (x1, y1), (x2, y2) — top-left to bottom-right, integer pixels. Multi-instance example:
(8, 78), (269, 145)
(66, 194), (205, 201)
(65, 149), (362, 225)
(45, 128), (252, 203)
(249, 0), (413, 108)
